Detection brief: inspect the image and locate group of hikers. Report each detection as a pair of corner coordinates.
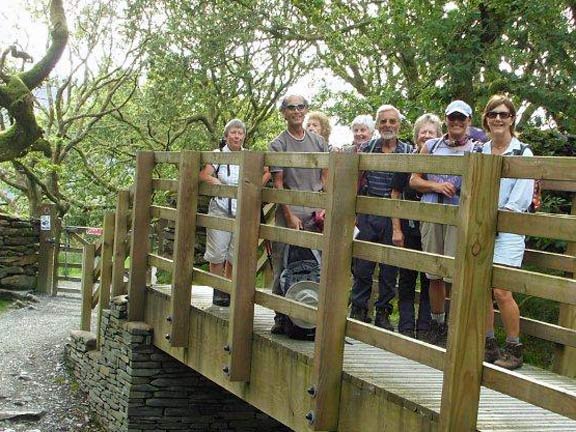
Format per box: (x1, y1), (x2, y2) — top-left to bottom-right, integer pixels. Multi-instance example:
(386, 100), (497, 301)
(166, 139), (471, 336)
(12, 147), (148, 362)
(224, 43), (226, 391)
(198, 92), (535, 371)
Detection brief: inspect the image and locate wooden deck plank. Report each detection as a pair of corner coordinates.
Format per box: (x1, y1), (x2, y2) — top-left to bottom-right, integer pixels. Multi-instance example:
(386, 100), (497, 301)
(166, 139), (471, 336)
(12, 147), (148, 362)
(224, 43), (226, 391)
(149, 284), (576, 431)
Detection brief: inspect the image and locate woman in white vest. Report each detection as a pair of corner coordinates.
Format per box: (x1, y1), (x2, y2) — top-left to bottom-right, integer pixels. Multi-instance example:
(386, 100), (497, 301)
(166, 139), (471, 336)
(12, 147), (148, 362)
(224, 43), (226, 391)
(481, 94), (534, 370)
(199, 119), (254, 306)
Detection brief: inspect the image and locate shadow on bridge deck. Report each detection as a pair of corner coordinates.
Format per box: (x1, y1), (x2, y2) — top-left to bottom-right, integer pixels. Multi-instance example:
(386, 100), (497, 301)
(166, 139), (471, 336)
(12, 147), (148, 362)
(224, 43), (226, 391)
(144, 284), (576, 432)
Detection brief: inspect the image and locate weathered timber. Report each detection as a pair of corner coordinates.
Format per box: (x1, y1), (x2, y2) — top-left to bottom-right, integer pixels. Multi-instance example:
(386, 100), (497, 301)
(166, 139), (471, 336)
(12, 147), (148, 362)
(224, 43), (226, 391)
(227, 152), (265, 381)
(440, 153), (502, 431)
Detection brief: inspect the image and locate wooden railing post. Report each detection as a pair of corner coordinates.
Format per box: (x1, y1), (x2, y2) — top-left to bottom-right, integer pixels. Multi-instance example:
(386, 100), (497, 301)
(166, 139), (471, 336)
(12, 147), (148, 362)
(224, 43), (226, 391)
(97, 212), (116, 347)
(111, 190), (130, 297)
(80, 243), (95, 331)
(554, 192), (576, 378)
(226, 151), (265, 381)
(309, 152), (359, 431)
(168, 151), (200, 347)
(50, 213), (63, 296)
(439, 153), (503, 431)
(128, 152), (155, 322)
(37, 203), (57, 294)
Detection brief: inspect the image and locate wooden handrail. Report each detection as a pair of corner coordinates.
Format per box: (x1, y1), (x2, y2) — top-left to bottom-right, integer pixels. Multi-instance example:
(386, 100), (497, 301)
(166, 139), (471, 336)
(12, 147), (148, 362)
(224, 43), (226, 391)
(95, 150), (576, 430)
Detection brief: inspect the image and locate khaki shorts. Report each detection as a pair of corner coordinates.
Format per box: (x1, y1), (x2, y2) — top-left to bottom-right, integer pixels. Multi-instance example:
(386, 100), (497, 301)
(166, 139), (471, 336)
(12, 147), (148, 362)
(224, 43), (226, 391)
(420, 222), (457, 281)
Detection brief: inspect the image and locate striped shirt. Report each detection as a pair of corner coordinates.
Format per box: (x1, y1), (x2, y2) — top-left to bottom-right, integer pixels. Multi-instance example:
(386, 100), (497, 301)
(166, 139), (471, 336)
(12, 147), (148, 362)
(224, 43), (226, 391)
(362, 139), (412, 197)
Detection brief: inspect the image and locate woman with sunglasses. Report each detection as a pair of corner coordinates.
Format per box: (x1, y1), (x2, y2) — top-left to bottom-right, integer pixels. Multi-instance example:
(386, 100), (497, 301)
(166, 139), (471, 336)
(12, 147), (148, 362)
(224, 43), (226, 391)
(481, 94), (535, 370)
(409, 100), (483, 346)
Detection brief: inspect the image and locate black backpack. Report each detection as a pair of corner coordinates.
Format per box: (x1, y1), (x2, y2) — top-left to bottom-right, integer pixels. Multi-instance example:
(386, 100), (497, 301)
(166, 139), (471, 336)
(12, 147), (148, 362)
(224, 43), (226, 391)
(279, 245), (321, 340)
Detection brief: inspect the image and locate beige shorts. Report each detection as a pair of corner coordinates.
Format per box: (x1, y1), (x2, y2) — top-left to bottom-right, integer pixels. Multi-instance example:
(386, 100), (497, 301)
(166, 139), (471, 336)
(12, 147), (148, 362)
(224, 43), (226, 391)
(420, 222), (457, 281)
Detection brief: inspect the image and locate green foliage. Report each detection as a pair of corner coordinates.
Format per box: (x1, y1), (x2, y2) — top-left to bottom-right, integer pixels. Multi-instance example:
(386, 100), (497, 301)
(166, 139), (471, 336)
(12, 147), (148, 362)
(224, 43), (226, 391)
(0, 299), (11, 314)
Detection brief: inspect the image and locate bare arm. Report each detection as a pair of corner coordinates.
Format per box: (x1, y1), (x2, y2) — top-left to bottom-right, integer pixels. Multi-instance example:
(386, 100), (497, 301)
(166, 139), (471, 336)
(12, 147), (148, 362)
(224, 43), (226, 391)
(198, 164), (220, 185)
(409, 144), (457, 197)
(390, 189), (404, 247)
(272, 171), (302, 230)
(321, 168), (328, 191)
(262, 166), (271, 186)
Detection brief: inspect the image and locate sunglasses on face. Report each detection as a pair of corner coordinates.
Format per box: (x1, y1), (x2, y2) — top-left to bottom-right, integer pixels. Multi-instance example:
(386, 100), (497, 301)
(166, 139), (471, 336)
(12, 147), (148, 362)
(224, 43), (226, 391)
(285, 104), (307, 111)
(486, 111), (514, 119)
(447, 112), (469, 121)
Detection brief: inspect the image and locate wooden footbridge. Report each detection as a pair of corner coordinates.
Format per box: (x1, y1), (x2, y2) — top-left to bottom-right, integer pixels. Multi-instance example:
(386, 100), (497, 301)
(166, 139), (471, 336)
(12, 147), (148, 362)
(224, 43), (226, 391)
(79, 150), (576, 431)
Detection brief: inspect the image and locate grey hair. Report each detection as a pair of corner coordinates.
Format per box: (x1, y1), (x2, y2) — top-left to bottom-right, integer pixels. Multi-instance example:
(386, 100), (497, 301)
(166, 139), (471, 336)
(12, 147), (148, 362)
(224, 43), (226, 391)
(351, 114), (375, 132)
(413, 113), (442, 143)
(223, 118), (246, 137)
(375, 104), (402, 120)
(279, 94), (309, 111)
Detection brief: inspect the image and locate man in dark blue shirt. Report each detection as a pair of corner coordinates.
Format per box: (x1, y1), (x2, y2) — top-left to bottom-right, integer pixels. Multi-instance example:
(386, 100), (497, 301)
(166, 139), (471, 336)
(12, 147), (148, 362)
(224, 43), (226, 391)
(350, 105), (411, 330)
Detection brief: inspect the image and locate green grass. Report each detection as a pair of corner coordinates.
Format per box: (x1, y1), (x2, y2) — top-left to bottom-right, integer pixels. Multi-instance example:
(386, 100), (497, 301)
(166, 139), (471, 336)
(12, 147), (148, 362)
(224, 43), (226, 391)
(0, 299), (11, 313)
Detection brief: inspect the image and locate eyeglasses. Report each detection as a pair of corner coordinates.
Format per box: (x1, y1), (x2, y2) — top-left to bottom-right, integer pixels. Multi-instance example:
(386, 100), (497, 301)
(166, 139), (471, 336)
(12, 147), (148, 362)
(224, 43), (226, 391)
(486, 111), (514, 119)
(447, 112), (469, 121)
(285, 104), (307, 111)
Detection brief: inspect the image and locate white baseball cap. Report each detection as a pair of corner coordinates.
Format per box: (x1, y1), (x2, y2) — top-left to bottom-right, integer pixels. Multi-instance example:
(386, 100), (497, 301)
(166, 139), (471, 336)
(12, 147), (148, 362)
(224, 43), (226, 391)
(445, 100), (472, 117)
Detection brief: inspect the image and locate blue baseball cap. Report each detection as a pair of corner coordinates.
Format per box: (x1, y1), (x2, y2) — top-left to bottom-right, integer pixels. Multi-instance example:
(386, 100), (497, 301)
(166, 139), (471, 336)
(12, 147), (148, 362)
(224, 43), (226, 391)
(445, 100), (472, 117)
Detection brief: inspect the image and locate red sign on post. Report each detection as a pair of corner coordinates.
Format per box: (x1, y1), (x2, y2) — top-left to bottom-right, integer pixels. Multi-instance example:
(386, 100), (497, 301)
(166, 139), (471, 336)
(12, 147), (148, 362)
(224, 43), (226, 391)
(86, 227), (103, 236)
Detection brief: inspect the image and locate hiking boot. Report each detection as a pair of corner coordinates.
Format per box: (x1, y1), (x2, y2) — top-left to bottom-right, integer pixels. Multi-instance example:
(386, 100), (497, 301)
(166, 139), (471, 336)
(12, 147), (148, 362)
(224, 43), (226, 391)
(212, 290), (230, 307)
(399, 329), (415, 338)
(271, 314), (286, 335)
(429, 320), (448, 347)
(374, 309), (394, 331)
(417, 329), (431, 342)
(495, 342), (523, 370)
(484, 337), (501, 364)
(350, 305), (371, 323)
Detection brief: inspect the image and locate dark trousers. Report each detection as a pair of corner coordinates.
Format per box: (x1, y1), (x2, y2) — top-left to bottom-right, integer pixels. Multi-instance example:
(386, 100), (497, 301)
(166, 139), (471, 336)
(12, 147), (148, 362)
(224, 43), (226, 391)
(397, 232), (431, 332)
(351, 214), (397, 314)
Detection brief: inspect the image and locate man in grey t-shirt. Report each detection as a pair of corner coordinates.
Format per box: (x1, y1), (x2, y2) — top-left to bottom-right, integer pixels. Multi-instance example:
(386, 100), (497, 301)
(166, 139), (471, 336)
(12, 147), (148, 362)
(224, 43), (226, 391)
(268, 94), (328, 334)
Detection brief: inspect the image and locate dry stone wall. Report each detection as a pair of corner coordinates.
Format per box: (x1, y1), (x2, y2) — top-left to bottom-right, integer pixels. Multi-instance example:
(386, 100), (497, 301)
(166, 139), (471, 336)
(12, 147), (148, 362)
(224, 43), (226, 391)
(66, 296), (291, 432)
(0, 213), (39, 291)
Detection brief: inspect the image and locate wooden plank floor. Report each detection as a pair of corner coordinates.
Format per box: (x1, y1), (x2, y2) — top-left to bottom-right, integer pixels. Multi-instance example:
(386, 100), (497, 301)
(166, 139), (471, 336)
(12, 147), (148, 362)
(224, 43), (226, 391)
(153, 285), (576, 432)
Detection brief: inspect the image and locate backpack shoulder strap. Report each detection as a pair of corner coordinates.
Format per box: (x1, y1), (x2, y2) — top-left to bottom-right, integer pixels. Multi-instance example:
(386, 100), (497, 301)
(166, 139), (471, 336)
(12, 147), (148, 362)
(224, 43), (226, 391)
(511, 143), (529, 156)
(364, 138), (378, 153)
(429, 137), (443, 154)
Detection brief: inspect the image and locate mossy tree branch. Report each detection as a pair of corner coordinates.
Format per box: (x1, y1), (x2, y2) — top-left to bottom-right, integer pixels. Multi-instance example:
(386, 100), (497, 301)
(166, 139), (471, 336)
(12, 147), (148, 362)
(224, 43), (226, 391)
(0, 0), (68, 162)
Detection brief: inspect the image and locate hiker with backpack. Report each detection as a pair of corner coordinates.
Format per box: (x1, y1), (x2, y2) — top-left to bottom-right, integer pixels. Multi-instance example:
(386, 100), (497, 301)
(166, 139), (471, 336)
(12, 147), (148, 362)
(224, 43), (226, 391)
(199, 119), (270, 306)
(409, 100), (483, 346)
(268, 94), (328, 335)
(481, 94), (535, 370)
(349, 104), (413, 330)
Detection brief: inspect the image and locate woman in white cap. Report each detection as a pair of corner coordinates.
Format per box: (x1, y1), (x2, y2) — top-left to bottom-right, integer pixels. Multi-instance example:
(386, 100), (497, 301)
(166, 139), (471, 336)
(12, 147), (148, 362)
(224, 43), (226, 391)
(409, 100), (483, 346)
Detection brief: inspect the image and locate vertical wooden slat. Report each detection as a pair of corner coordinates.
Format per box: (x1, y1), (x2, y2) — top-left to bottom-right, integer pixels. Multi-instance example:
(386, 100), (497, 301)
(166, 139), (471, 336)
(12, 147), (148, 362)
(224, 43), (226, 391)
(309, 152), (359, 430)
(128, 152), (155, 322)
(97, 212), (116, 348)
(80, 243), (95, 331)
(554, 193), (576, 378)
(111, 190), (130, 297)
(50, 214), (62, 296)
(439, 153), (503, 431)
(37, 203), (57, 294)
(169, 151), (200, 347)
(226, 152), (265, 381)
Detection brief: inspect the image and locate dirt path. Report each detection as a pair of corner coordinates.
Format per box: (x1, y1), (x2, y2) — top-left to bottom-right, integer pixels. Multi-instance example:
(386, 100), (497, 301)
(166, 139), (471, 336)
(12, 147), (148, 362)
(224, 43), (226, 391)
(0, 294), (103, 432)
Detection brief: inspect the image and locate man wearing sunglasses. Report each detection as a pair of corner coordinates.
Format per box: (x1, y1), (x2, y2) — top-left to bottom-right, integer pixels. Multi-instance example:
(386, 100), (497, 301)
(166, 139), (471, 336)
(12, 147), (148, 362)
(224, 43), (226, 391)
(409, 100), (483, 346)
(268, 94), (328, 334)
